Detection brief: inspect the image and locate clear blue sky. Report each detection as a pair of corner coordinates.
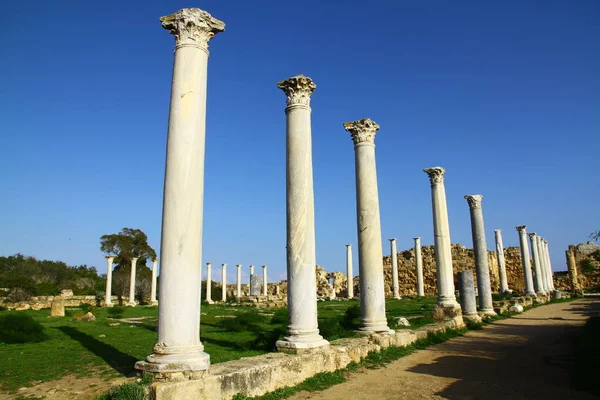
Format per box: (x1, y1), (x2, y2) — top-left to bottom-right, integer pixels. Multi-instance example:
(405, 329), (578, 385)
(1, 0), (599, 283)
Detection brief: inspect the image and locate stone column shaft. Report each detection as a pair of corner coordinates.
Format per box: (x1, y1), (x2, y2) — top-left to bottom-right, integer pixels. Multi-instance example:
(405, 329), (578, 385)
(529, 233), (546, 295)
(494, 230), (509, 293)
(276, 75), (328, 350)
(458, 270), (477, 317)
(516, 226), (536, 296)
(206, 262), (213, 303)
(346, 244), (354, 299)
(236, 264), (242, 297)
(566, 246), (579, 291)
(345, 119), (391, 334)
(221, 264), (227, 302)
(544, 241), (555, 291)
(262, 265), (268, 296)
(465, 195), (495, 315)
(150, 259), (158, 305)
(389, 238), (400, 299)
(128, 257), (138, 306)
(414, 237), (424, 297)
(424, 167), (459, 309)
(535, 236), (549, 293)
(105, 256), (114, 307)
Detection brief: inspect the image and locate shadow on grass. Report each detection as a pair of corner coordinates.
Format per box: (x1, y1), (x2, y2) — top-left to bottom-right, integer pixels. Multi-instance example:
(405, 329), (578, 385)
(58, 326), (138, 376)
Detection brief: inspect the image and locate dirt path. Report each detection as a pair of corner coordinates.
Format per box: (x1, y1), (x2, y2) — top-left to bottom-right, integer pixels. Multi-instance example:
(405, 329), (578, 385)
(291, 299), (599, 400)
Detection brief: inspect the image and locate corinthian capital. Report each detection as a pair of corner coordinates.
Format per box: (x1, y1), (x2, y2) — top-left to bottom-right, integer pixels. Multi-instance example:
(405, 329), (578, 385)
(160, 8), (225, 51)
(277, 75), (316, 107)
(528, 232), (537, 239)
(343, 118), (380, 145)
(464, 194), (483, 209)
(423, 167), (445, 185)
(516, 225), (527, 233)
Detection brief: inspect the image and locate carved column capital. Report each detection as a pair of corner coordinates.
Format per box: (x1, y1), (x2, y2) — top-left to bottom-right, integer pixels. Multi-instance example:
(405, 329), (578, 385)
(423, 167), (445, 185)
(343, 118), (379, 145)
(105, 255), (115, 261)
(516, 225), (527, 234)
(277, 75), (316, 107)
(494, 229), (501, 234)
(528, 232), (537, 239)
(161, 8), (225, 51)
(464, 194), (483, 209)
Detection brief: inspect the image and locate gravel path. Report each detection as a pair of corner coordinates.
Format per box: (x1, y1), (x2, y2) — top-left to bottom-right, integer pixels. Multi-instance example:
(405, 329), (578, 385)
(290, 299), (599, 400)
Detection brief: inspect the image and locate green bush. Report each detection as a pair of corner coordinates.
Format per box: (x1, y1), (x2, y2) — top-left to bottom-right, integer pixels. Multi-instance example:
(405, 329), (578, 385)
(340, 304), (361, 330)
(0, 313), (47, 344)
(580, 260), (596, 274)
(109, 382), (146, 400)
(107, 306), (126, 318)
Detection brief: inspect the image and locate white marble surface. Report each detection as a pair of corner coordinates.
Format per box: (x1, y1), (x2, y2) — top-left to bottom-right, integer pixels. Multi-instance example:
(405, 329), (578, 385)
(150, 259), (158, 305)
(128, 257), (138, 306)
(529, 233), (546, 295)
(414, 237), (424, 297)
(516, 226), (536, 296)
(494, 230), (509, 293)
(346, 244), (354, 299)
(105, 256), (114, 306)
(389, 239), (400, 299)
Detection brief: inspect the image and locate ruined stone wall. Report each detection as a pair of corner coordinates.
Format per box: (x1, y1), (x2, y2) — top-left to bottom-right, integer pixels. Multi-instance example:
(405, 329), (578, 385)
(554, 241), (600, 291)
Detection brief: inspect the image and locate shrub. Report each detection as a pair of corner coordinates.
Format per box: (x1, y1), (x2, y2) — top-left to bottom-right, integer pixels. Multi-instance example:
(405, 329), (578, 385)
(340, 304), (361, 330)
(0, 313), (47, 344)
(109, 382), (146, 400)
(580, 260), (596, 275)
(107, 306), (126, 318)
(80, 303), (95, 314)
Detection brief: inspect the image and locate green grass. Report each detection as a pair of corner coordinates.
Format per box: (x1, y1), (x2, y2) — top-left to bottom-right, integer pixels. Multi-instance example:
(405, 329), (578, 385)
(0, 298), (437, 393)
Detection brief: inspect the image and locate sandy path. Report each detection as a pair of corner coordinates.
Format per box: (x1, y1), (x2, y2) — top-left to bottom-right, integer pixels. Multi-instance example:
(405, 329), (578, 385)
(290, 299), (599, 400)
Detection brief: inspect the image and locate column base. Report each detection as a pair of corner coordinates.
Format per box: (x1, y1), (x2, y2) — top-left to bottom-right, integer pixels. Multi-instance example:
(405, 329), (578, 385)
(392, 295), (402, 300)
(276, 335), (329, 354)
(433, 303), (462, 321)
(478, 308), (497, 317)
(206, 300), (214, 304)
(104, 302), (114, 308)
(150, 301), (159, 306)
(357, 318), (393, 335)
(463, 313), (482, 324)
(136, 346), (210, 374)
(127, 302), (137, 307)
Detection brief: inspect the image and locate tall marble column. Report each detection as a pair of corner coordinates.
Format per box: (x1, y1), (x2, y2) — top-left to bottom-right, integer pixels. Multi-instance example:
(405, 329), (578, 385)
(516, 226), (536, 296)
(135, 8), (224, 374)
(105, 256), (114, 307)
(464, 195), (495, 315)
(276, 75), (328, 351)
(535, 236), (548, 293)
(344, 119), (392, 334)
(262, 265), (268, 296)
(389, 238), (401, 299)
(127, 257), (138, 306)
(345, 244), (354, 299)
(236, 264), (242, 297)
(206, 262), (213, 304)
(544, 240), (555, 291)
(528, 233), (546, 296)
(494, 230), (509, 293)
(424, 167), (460, 310)
(414, 237), (424, 297)
(150, 258), (158, 305)
(249, 265), (255, 285)
(566, 246), (579, 291)
(221, 264), (227, 302)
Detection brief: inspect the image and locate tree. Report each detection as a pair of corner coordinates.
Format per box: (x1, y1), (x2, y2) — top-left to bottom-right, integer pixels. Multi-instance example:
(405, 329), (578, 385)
(100, 228), (157, 302)
(590, 230), (600, 243)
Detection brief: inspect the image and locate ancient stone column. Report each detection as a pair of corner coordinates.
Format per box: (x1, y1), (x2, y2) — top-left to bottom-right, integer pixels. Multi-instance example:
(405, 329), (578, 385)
(566, 246), (579, 291)
(346, 244), (354, 299)
(414, 237), (424, 297)
(276, 75), (328, 351)
(494, 230), (509, 293)
(236, 264), (242, 297)
(344, 119), (392, 334)
(149, 258), (158, 306)
(528, 233), (546, 296)
(388, 238), (401, 299)
(249, 265), (255, 286)
(105, 256), (114, 307)
(544, 240), (555, 291)
(221, 264), (227, 302)
(205, 262), (213, 304)
(516, 226), (536, 296)
(464, 195), (495, 315)
(127, 257), (138, 306)
(262, 265), (268, 296)
(534, 236), (548, 293)
(135, 8), (224, 375)
(458, 270), (480, 322)
(424, 167), (460, 311)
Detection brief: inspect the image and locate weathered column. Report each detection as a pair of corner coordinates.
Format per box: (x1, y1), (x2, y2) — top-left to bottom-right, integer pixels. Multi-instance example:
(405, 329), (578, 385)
(150, 258), (158, 305)
(206, 262), (213, 304)
(516, 226), (536, 296)
(458, 270), (481, 323)
(105, 256), (114, 307)
(262, 265), (268, 296)
(276, 75), (328, 351)
(389, 238), (401, 299)
(464, 195), (495, 315)
(127, 257), (138, 306)
(344, 119), (392, 334)
(414, 237), (424, 297)
(544, 240), (555, 291)
(249, 265), (255, 285)
(135, 8), (224, 374)
(345, 244), (354, 299)
(424, 167), (460, 312)
(494, 230), (509, 293)
(236, 264), (242, 297)
(566, 246), (579, 291)
(221, 264), (227, 302)
(535, 236), (549, 293)
(528, 233), (546, 296)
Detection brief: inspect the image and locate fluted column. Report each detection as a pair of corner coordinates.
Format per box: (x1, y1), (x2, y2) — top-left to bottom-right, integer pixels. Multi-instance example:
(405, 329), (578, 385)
(262, 265), (268, 296)
(544, 240), (555, 291)
(221, 264), (227, 302)
(528, 233), (546, 295)
(135, 8), (224, 374)
(424, 167), (459, 309)
(516, 226), (536, 296)
(494, 230), (509, 293)
(464, 195), (495, 315)
(414, 237), (424, 297)
(389, 238), (401, 299)
(105, 256), (114, 307)
(276, 75), (328, 351)
(534, 236), (547, 293)
(205, 262), (213, 304)
(127, 257), (138, 306)
(150, 258), (158, 305)
(566, 246), (579, 291)
(345, 119), (392, 334)
(236, 264), (242, 297)
(345, 244), (354, 299)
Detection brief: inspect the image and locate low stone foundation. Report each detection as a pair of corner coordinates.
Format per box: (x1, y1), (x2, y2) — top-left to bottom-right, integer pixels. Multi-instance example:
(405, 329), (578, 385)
(149, 316), (464, 399)
(492, 292), (571, 314)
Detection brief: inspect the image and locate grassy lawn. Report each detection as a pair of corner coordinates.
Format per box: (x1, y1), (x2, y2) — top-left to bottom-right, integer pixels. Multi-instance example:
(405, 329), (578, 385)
(0, 297), (436, 393)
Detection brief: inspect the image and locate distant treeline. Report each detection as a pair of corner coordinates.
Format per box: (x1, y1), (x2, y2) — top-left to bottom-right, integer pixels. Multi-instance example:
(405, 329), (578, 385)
(0, 254), (104, 301)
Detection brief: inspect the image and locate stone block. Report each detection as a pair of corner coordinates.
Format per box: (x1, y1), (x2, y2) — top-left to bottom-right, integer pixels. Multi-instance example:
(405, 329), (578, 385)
(50, 297), (65, 317)
(250, 274), (261, 296)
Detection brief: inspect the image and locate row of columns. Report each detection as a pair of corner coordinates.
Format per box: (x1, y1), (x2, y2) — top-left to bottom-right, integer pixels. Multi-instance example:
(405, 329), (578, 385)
(516, 226), (555, 297)
(204, 263), (270, 303)
(104, 256), (158, 307)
